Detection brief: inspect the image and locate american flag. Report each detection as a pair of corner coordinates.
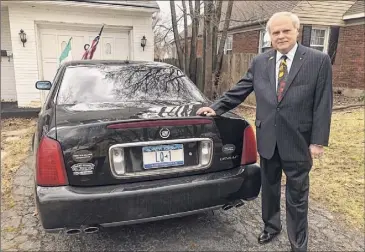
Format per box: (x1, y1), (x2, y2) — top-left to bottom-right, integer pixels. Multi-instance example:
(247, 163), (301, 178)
(82, 25), (104, 60)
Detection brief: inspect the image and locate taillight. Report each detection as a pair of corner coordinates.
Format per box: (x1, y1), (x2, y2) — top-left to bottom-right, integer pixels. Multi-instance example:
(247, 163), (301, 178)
(241, 125), (257, 165)
(36, 136), (68, 186)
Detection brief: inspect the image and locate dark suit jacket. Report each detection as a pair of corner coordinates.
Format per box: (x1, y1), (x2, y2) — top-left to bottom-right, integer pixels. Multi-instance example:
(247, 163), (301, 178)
(210, 44), (333, 162)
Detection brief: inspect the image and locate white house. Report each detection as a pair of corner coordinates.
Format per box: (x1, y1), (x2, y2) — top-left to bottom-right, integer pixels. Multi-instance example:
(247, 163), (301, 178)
(1, 0), (159, 107)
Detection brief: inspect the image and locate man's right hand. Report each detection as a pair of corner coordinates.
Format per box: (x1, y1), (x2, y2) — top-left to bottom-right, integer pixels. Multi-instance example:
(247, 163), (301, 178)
(196, 107), (217, 117)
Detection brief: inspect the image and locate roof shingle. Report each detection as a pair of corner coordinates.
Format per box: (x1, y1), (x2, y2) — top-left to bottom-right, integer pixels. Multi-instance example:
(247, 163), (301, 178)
(180, 1), (299, 38)
(344, 0), (365, 16)
(63, 0), (159, 9)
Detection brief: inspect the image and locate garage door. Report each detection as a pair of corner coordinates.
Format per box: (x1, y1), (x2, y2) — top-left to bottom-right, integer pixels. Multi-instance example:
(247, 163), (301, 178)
(38, 26), (130, 103)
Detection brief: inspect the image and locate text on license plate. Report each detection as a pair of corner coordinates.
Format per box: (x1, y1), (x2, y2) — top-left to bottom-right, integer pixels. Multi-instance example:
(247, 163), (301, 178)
(142, 144), (184, 169)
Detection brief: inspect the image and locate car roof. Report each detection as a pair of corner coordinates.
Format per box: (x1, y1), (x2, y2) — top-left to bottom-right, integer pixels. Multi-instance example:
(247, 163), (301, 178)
(61, 60), (175, 69)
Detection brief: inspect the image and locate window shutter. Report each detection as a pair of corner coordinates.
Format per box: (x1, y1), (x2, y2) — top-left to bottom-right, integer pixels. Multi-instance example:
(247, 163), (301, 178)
(301, 25), (312, 47)
(327, 26), (340, 64)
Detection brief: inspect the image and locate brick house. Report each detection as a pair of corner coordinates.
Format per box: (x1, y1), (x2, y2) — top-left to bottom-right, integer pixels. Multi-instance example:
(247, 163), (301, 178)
(332, 1), (365, 89)
(171, 1), (364, 89)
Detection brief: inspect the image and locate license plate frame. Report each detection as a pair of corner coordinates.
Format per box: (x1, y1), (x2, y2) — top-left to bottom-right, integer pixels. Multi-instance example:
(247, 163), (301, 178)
(142, 144), (184, 169)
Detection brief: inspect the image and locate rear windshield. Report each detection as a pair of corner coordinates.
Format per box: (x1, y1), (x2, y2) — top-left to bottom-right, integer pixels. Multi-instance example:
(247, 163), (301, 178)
(56, 64), (206, 105)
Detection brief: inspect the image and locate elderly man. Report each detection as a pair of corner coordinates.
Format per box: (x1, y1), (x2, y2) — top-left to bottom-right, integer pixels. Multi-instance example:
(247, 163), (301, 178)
(197, 12), (333, 252)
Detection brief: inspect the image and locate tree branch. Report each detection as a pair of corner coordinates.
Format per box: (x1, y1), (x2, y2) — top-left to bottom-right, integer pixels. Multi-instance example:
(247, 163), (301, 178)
(212, 0), (222, 70)
(188, 0), (200, 85)
(170, 0), (184, 69)
(213, 0), (233, 97)
(182, 0), (189, 75)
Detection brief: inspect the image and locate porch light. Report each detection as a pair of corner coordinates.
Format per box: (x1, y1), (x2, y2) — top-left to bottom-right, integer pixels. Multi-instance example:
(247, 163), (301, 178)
(19, 29), (27, 47)
(141, 36), (147, 51)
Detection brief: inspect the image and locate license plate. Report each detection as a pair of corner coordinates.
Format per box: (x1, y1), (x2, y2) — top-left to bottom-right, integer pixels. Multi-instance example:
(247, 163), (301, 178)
(142, 144), (184, 169)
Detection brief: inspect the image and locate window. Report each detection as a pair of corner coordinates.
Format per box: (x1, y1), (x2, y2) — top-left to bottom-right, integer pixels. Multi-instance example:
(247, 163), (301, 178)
(259, 30), (271, 53)
(310, 27), (329, 53)
(57, 65), (206, 106)
(61, 41), (67, 52)
(224, 35), (233, 54)
(105, 43), (112, 55)
(217, 35), (233, 55)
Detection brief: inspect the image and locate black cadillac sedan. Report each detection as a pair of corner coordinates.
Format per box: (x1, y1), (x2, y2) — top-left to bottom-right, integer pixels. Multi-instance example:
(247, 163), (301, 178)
(33, 60), (261, 234)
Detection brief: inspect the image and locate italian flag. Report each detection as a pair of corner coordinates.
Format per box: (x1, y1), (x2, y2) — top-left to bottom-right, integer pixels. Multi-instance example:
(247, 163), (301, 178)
(59, 37), (72, 64)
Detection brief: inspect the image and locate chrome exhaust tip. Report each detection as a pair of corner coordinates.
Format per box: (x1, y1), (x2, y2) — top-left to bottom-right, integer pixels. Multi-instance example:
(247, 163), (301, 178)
(234, 199), (245, 208)
(83, 226), (99, 234)
(222, 204), (233, 211)
(65, 228), (81, 235)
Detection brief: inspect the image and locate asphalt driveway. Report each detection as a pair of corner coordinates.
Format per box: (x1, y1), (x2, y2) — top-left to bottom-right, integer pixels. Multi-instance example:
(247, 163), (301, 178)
(1, 157), (364, 251)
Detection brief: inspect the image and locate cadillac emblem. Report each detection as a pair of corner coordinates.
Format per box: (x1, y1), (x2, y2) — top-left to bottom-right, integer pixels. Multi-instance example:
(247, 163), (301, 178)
(159, 128), (170, 139)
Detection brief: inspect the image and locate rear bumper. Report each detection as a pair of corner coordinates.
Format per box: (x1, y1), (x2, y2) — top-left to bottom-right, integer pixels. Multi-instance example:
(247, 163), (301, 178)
(36, 164), (261, 232)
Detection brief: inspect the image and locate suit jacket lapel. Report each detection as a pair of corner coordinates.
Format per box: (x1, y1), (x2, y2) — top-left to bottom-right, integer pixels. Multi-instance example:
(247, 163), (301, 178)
(279, 44), (307, 103)
(266, 50), (277, 103)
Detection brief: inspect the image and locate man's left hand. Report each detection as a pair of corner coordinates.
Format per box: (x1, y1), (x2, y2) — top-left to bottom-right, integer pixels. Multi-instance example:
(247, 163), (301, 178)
(309, 144), (324, 159)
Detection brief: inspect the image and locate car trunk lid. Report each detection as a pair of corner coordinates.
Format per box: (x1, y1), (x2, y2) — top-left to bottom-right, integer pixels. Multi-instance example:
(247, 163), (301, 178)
(54, 103), (247, 186)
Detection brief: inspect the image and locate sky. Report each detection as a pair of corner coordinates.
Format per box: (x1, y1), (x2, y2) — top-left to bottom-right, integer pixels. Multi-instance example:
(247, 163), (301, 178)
(156, 1), (171, 16)
(156, 1), (184, 18)
(156, 1), (190, 31)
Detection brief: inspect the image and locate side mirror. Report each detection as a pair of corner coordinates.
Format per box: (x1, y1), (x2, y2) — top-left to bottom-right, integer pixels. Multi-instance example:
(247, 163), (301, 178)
(35, 81), (52, 90)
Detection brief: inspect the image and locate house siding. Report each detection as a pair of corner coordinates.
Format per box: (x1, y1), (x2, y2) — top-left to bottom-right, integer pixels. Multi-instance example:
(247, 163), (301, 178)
(1, 8), (17, 101)
(332, 24), (365, 89)
(292, 1), (356, 26)
(1, 9), (12, 51)
(344, 18), (365, 26)
(6, 3), (154, 107)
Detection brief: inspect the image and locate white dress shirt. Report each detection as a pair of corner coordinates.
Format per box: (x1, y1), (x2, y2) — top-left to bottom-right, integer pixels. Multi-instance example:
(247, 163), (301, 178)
(275, 43), (298, 91)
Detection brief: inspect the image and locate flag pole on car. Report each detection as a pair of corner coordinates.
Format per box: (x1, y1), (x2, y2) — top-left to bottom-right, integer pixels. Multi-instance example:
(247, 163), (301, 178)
(82, 24), (104, 60)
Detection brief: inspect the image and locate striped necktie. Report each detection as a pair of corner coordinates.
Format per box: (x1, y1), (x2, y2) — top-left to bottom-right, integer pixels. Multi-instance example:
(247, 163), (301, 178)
(277, 55), (288, 102)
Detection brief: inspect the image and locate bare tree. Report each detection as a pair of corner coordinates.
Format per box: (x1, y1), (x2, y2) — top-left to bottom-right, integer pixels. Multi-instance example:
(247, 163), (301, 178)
(202, 1), (207, 91)
(182, 0), (189, 76)
(188, 0), (200, 85)
(153, 12), (174, 60)
(203, 1), (214, 99)
(213, 0), (233, 95)
(170, 0), (184, 70)
(212, 0), (222, 70)
(168, 1), (269, 95)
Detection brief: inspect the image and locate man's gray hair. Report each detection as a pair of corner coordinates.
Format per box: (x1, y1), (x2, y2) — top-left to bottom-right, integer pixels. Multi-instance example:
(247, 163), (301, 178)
(266, 12), (300, 33)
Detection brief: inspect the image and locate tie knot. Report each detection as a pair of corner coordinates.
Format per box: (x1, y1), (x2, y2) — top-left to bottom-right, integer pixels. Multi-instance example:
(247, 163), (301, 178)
(281, 55), (288, 61)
